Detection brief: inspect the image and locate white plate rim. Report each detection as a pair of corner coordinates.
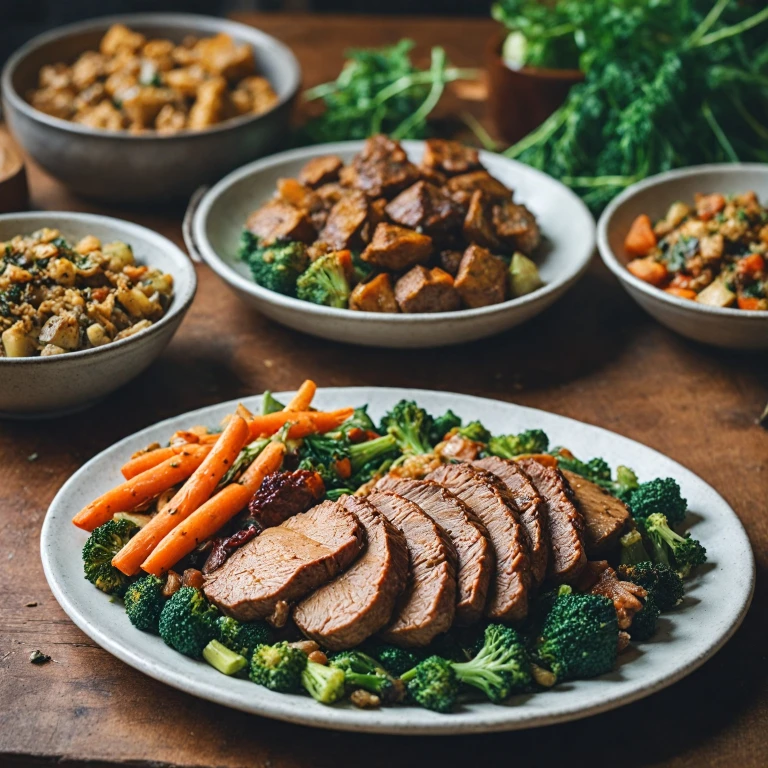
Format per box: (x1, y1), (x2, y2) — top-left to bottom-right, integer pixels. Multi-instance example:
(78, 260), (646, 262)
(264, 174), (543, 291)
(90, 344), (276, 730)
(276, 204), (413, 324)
(41, 387), (755, 735)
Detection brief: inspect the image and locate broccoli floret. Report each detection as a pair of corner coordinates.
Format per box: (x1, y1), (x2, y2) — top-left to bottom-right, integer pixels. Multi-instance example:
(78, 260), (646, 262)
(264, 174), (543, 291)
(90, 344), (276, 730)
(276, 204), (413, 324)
(643, 513), (706, 577)
(401, 656), (459, 713)
(630, 594), (660, 642)
(379, 400), (434, 456)
(627, 478), (688, 525)
(203, 639), (248, 675)
(614, 465), (640, 501)
(339, 406), (377, 436)
(262, 390), (286, 414)
(239, 232), (308, 296)
(296, 251), (351, 308)
(487, 429), (549, 459)
(429, 409), (462, 444)
(158, 587), (218, 658)
(329, 650), (405, 704)
(366, 642), (423, 678)
(619, 529), (651, 566)
(536, 591), (618, 681)
(455, 421), (491, 443)
(216, 616), (272, 657)
(124, 574), (165, 632)
(249, 642), (307, 692)
(617, 561), (685, 611)
(555, 452), (612, 484)
(82, 519), (139, 596)
(302, 659), (346, 704)
(452, 624), (532, 703)
(349, 434), (398, 473)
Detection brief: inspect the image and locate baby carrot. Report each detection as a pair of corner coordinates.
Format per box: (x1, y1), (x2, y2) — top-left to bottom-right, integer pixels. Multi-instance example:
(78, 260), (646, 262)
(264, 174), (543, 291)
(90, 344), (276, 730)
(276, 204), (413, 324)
(72, 446), (210, 532)
(245, 408), (353, 440)
(121, 443), (213, 480)
(285, 380), (317, 411)
(112, 415), (250, 576)
(141, 441), (285, 576)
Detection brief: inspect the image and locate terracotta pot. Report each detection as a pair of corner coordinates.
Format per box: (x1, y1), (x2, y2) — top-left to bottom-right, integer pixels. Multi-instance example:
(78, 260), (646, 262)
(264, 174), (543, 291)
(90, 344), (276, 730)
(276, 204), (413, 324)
(486, 33), (583, 145)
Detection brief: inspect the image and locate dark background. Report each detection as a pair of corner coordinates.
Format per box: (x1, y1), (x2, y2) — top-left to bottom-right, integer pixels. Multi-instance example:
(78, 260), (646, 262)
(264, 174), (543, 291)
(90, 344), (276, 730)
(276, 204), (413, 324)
(0, 0), (495, 66)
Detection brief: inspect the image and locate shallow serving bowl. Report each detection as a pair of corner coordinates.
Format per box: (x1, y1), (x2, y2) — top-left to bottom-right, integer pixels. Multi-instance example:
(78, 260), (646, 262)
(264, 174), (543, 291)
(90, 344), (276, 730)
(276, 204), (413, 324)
(598, 164), (768, 350)
(0, 212), (196, 418)
(1, 14), (301, 203)
(189, 141), (596, 349)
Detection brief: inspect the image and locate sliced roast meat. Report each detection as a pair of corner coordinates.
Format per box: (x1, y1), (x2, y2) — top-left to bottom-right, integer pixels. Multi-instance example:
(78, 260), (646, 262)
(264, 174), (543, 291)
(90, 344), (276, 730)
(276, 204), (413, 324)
(560, 470), (630, 555)
(376, 476), (494, 625)
(293, 496), (409, 651)
(203, 501), (365, 621)
(368, 490), (457, 647)
(473, 456), (548, 586)
(517, 459), (586, 583)
(426, 464), (531, 622)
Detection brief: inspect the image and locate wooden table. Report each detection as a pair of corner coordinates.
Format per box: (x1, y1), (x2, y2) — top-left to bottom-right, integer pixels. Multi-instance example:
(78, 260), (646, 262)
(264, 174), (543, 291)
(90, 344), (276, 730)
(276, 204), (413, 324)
(2, 12), (767, 768)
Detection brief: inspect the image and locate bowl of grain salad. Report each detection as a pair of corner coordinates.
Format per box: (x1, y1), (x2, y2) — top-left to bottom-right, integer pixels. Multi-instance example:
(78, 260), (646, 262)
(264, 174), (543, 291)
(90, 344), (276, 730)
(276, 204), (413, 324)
(0, 212), (196, 417)
(0, 14), (300, 203)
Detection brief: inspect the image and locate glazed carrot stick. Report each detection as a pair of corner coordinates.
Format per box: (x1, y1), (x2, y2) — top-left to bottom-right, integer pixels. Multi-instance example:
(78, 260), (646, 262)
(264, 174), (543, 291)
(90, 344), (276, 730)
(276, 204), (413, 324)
(141, 441), (286, 576)
(72, 446), (210, 532)
(285, 380), (317, 411)
(245, 408), (353, 440)
(121, 443), (214, 480)
(112, 415), (250, 576)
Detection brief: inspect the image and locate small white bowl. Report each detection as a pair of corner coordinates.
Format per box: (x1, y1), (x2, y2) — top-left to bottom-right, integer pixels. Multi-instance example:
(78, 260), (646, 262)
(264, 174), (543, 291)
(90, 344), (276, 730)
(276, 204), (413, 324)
(598, 164), (768, 350)
(189, 140), (596, 349)
(0, 212), (196, 417)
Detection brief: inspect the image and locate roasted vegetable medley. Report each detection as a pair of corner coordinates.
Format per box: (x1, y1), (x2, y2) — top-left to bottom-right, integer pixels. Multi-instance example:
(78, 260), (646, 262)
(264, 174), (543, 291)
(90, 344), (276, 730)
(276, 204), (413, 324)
(239, 135), (544, 313)
(624, 191), (768, 310)
(28, 24), (278, 133)
(74, 382), (706, 713)
(0, 229), (173, 357)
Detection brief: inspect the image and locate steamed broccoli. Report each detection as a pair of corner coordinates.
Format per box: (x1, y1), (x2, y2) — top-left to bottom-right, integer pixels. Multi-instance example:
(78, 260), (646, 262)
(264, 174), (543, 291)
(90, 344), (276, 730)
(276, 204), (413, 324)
(643, 513), (706, 577)
(619, 529), (651, 566)
(249, 642), (307, 692)
(216, 616), (272, 657)
(203, 639), (248, 676)
(455, 421), (491, 443)
(158, 587), (218, 658)
(366, 643), (423, 678)
(551, 451), (639, 501)
(124, 574), (165, 632)
(302, 659), (346, 704)
(617, 561), (685, 611)
(627, 478), (688, 525)
(536, 591), (618, 681)
(339, 406), (377, 436)
(330, 650), (405, 704)
(630, 594), (660, 642)
(488, 429), (549, 459)
(82, 518), (139, 596)
(239, 232), (308, 296)
(401, 656), (459, 713)
(296, 251), (351, 308)
(614, 465), (640, 501)
(452, 624), (531, 703)
(429, 410), (462, 444)
(380, 400), (434, 456)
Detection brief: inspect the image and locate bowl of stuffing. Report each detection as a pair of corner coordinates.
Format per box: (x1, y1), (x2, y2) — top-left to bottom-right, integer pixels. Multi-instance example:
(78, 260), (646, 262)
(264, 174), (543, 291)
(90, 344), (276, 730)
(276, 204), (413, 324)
(597, 164), (768, 350)
(1, 14), (300, 203)
(189, 136), (595, 348)
(0, 211), (196, 417)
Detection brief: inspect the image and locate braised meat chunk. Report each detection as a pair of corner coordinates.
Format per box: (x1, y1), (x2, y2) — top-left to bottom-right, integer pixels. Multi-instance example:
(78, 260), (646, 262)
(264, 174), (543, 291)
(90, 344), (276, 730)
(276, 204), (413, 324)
(299, 155), (343, 188)
(394, 266), (461, 313)
(421, 138), (482, 177)
(246, 200), (316, 245)
(447, 171), (512, 205)
(345, 135), (420, 199)
(439, 250), (463, 277)
(361, 223), (433, 271)
(386, 181), (464, 240)
(463, 190), (502, 250)
(493, 200), (541, 255)
(319, 190), (369, 250)
(454, 245), (508, 308)
(583, 561), (647, 631)
(349, 273), (399, 313)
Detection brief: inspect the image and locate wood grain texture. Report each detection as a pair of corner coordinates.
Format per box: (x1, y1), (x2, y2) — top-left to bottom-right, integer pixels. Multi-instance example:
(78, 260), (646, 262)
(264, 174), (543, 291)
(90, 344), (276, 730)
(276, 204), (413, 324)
(1, 12), (767, 768)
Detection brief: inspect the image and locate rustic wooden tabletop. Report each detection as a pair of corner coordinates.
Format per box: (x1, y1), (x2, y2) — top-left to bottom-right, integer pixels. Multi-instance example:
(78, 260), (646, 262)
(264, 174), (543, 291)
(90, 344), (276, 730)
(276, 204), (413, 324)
(1, 12), (766, 768)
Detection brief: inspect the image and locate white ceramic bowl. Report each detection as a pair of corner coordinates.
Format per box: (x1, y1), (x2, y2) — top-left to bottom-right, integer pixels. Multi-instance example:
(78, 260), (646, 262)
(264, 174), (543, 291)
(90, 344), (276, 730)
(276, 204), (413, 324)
(189, 141), (596, 348)
(0, 212), (196, 417)
(1, 14), (301, 203)
(597, 164), (768, 350)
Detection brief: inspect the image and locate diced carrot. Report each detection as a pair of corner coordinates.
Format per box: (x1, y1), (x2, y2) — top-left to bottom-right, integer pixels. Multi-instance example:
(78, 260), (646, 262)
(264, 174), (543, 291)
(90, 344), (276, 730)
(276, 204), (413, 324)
(334, 457), (352, 479)
(737, 296), (764, 311)
(627, 258), (668, 286)
(285, 380), (317, 411)
(624, 214), (657, 256)
(112, 415), (250, 576)
(737, 253), (765, 278)
(695, 193), (725, 221)
(669, 273), (694, 290)
(665, 287), (697, 300)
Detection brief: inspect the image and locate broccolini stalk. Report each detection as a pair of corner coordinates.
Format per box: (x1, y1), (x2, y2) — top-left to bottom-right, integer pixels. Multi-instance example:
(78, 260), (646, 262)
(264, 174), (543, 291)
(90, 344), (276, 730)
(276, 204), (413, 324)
(203, 640), (247, 676)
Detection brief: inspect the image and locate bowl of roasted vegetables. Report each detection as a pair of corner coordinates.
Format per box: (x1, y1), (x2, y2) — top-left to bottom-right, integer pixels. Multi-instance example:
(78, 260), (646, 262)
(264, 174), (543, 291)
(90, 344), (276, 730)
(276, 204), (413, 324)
(598, 164), (768, 350)
(1, 14), (300, 203)
(42, 384), (754, 732)
(190, 136), (595, 348)
(0, 211), (195, 417)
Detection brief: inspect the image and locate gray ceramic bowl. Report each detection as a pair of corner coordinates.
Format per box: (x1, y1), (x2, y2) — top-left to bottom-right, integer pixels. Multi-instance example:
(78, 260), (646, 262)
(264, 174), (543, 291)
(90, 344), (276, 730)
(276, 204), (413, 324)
(0, 212), (196, 418)
(598, 164), (768, 350)
(1, 14), (301, 203)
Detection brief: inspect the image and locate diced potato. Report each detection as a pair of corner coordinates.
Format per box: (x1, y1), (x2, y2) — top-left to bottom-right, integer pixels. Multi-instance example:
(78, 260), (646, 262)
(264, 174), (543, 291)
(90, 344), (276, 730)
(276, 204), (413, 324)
(100, 24), (146, 57)
(2, 324), (35, 358)
(86, 323), (109, 347)
(40, 344), (66, 356)
(116, 287), (155, 318)
(509, 252), (544, 297)
(103, 241), (134, 271)
(141, 270), (174, 296)
(38, 313), (80, 350)
(48, 257), (77, 286)
(696, 278), (736, 308)
(76, 235), (101, 255)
